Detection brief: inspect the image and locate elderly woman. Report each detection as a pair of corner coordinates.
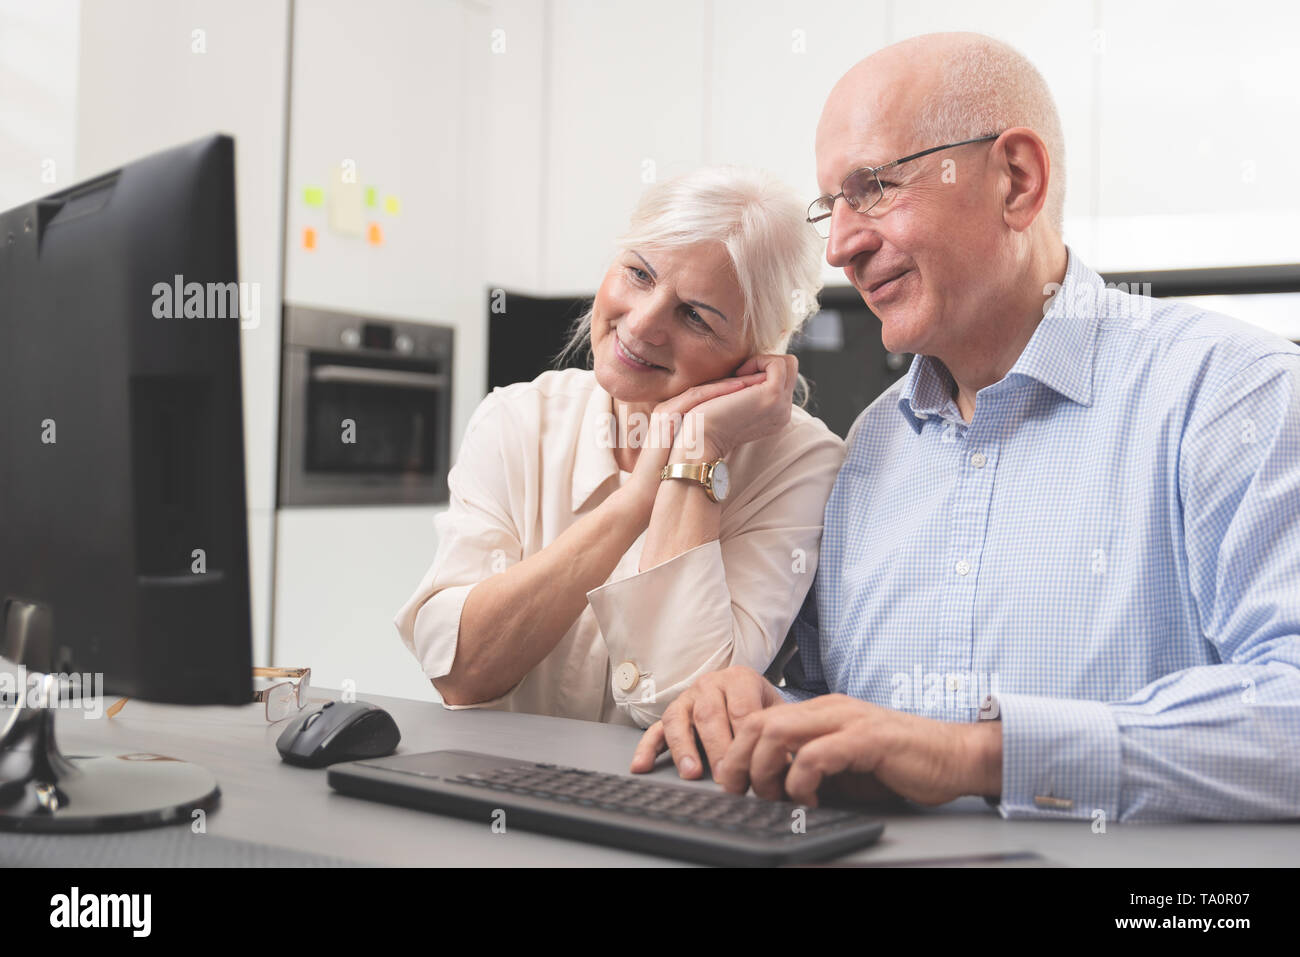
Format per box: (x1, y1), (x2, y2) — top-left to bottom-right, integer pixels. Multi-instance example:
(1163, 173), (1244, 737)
(394, 166), (844, 727)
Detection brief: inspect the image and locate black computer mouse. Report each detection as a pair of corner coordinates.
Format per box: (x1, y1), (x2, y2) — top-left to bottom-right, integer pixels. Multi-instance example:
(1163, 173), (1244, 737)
(276, 700), (401, 768)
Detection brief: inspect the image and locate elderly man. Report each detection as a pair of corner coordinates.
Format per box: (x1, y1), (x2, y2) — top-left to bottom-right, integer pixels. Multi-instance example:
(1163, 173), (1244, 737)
(630, 32), (1300, 822)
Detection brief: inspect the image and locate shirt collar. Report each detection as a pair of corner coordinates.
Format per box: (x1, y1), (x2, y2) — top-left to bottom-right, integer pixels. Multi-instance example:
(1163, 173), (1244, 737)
(897, 246), (1102, 433)
(572, 376), (621, 512)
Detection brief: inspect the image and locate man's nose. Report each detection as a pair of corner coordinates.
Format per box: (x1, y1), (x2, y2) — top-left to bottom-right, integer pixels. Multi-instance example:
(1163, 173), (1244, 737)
(825, 200), (882, 269)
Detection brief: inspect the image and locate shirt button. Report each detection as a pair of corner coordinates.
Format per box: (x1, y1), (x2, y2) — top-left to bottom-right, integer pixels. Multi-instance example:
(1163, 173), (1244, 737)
(946, 675), (962, 691)
(955, 560), (971, 576)
(970, 452), (987, 469)
(614, 661), (640, 693)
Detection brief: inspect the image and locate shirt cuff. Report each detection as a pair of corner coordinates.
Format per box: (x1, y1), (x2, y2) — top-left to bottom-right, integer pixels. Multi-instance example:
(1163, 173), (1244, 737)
(990, 692), (1122, 822)
(587, 540), (738, 725)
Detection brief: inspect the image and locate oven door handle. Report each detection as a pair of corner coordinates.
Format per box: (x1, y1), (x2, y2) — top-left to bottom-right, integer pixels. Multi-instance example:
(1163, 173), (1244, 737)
(310, 365), (449, 390)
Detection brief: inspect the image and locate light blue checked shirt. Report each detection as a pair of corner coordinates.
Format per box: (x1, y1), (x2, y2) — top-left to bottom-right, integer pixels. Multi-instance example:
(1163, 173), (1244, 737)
(783, 248), (1300, 822)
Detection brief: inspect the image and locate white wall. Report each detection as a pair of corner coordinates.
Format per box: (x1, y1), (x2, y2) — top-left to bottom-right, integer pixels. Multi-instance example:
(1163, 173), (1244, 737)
(0, 0), (80, 212)
(1092, 0), (1300, 269)
(482, 0), (1300, 296)
(73, 0), (292, 666)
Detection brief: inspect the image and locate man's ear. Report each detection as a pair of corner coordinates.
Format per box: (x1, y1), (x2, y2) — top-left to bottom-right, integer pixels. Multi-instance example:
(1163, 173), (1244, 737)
(995, 127), (1051, 232)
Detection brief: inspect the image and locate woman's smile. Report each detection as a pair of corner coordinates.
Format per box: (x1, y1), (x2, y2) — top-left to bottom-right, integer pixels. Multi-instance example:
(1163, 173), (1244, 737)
(613, 332), (667, 371)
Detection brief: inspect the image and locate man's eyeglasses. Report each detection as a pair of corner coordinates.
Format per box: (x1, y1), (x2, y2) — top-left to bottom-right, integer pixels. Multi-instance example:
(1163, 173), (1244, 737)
(107, 666), (313, 723)
(806, 132), (1002, 238)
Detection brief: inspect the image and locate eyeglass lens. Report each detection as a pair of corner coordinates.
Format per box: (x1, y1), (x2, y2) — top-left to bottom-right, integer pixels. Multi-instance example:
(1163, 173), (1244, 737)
(810, 171), (884, 237)
(265, 671), (310, 723)
(266, 682), (296, 722)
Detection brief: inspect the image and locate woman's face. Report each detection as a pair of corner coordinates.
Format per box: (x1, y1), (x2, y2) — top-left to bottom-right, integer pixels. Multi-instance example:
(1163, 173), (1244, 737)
(590, 242), (751, 407)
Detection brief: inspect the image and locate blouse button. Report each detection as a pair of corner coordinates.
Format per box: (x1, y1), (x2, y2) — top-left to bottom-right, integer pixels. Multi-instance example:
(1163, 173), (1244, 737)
(614, 661), (641, 693)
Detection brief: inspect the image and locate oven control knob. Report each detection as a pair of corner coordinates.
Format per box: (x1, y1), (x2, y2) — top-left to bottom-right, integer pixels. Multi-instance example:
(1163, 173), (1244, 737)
(395, 334), (414, 354)
(340, 328), (361, 348)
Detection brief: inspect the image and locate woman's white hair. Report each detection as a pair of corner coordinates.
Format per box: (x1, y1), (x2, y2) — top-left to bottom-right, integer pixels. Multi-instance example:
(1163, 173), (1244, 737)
(555, 166), (825, 384)
(909, 33), (1066, 235)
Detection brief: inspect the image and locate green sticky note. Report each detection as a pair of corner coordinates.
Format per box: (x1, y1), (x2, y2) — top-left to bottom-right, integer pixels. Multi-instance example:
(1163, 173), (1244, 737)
(303, 186), (324, 207)
(365, 186), (377, 207)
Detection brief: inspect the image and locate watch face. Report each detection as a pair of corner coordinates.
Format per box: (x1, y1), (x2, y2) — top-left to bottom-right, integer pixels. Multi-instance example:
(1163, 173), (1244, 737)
(710, 461), (730, 501)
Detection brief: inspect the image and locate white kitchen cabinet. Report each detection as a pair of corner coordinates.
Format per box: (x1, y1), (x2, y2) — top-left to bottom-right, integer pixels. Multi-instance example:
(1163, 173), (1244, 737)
(272, 506), (442, 701)
(542, 0), (710, 293)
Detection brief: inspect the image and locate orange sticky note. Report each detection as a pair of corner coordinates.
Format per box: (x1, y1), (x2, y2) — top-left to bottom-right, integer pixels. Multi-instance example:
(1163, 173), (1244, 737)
(367, 222), (383, 246)
(303, 226), (317, 250)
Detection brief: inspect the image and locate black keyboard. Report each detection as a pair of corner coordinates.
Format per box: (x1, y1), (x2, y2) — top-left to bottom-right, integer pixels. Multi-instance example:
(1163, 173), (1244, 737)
(327, 749), (885, 866)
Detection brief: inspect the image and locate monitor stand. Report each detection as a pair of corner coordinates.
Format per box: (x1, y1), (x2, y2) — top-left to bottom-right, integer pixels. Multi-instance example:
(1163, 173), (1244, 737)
(0, 671), (221, 832)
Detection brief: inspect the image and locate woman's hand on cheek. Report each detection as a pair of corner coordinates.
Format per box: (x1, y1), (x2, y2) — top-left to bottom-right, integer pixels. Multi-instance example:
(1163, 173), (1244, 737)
(621, 374), (763, 507)
(676, 354), (798, 462)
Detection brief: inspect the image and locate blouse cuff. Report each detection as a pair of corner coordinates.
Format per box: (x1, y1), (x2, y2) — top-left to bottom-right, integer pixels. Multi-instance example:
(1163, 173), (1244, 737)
(404, 582), (476, 682)
(586, 540), (736, 724)
(400, 582), (521, 711)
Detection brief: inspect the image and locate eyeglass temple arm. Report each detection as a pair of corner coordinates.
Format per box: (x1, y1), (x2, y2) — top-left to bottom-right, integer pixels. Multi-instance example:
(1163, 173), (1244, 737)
(808, 132), (1003, 222)
(888, 132), (1002, 168)
(110, 667), (308, 718)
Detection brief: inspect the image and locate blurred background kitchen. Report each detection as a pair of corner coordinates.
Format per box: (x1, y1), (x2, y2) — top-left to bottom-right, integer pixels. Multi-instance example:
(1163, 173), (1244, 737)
(2, 0), (1297, 701)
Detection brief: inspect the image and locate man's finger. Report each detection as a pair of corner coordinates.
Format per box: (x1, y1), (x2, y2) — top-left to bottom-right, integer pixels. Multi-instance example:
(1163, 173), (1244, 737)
(747, 706), (837, 800)
(724, 703), (844, 799)
(782, 729), (859, 807)
(690, 686), (736, 775)
(714, 706), (770, 793)
(630, 721), (667, 773)
(659, 696), (705, 779)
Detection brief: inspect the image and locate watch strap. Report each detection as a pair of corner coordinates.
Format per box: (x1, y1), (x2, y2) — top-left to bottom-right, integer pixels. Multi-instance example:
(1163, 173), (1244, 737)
(660, 462), (710, 484)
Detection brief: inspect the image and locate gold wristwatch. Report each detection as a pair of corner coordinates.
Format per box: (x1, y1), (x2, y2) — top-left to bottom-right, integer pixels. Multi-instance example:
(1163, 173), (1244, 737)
(660, 458), (730, 503)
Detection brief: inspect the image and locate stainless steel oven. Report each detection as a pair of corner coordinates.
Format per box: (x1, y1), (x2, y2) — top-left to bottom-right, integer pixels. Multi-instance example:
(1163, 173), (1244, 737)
(278, 305), (453, 506)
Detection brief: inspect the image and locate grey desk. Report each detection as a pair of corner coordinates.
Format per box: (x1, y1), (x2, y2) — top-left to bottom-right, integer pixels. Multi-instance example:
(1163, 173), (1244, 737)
(24, 690), (1300, 866)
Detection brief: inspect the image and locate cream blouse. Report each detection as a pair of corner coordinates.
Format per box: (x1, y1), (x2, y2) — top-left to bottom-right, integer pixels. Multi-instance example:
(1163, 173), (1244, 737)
(394, 368), (844, 727)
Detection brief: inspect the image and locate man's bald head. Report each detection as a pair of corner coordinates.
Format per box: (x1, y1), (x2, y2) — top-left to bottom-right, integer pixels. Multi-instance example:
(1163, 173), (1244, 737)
(819, 32), (1065, 234)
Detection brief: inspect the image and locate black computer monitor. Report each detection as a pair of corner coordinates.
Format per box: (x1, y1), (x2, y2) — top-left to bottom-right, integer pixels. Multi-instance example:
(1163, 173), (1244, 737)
(0, 134), (254, 831)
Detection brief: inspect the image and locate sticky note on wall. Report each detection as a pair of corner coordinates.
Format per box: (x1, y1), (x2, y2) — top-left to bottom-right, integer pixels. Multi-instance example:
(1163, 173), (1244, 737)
(329, 167), (365, 237)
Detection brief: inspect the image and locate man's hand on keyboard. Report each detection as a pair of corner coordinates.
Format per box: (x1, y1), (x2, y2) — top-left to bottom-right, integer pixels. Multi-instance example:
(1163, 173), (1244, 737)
(630, 666), (780, 780)
(717, 694), (1003, 808)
